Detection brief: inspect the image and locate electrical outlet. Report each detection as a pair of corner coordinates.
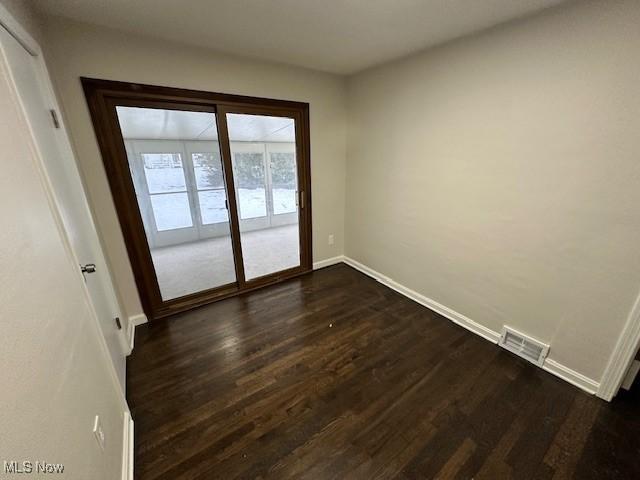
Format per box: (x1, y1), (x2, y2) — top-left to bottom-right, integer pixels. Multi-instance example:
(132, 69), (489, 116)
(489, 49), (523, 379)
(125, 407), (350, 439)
(328, 234), (334, 245)
(93, 415), (105, 451)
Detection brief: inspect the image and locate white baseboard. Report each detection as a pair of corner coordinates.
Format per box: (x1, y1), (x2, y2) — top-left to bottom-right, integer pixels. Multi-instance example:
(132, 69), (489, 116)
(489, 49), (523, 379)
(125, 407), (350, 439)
(121, 411), (134, 480)
(129, 313), (148, 326)
(313, 255), (345, 270)
(341, 256), (601, 398)
(342, 256), (500, 344)
(543, 359), (599, 395)
(126, 314), (148, 356)
(126, 322), (134, 356)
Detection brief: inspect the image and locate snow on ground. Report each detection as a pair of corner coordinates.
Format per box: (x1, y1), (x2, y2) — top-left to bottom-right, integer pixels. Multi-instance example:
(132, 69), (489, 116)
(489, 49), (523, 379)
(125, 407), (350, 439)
(143, 167), (296, 230)
(150, 193), (192, 230)
(202, 188), (296, 222)
(272, 189), (296, 215)
(145, 165), (186, 193)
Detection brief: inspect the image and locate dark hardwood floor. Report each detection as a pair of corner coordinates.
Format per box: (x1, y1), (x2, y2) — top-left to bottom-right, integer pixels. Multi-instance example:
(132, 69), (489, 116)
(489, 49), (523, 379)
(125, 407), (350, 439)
(128, 264), (640, 479)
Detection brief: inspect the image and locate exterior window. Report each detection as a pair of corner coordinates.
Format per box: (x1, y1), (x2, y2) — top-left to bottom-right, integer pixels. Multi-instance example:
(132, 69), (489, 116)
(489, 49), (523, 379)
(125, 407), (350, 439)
(270, 152), (297, 215)
(193, 152), (228, 225)
(141, 153), (192, 231)
(131, 141), (298, 238)
(233, 152), (267, 219)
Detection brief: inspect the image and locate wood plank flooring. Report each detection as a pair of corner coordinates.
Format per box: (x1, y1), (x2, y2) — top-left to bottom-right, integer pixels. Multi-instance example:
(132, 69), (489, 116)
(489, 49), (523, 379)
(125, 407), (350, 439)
(127, 264), (640, 479)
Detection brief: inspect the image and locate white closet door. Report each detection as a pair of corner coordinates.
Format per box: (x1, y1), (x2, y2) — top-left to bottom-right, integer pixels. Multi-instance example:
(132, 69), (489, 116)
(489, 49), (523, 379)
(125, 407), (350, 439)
(0, 24), (128, 389)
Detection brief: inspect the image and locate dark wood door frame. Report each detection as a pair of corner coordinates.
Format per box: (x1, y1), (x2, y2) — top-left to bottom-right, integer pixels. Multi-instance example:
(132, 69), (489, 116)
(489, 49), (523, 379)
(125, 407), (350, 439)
(82, 78), (312, 321)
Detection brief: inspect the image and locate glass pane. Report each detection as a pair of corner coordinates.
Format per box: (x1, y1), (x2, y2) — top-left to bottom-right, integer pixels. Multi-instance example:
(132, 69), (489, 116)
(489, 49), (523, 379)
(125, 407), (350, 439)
(233, 152), (266, 219)
(150, 193), (192, 231)
(226, 113), (300, 280)
(116, 106), (236, 301)
(142, 153), (186, 193)
(270, 152), (297, 215)
(193, 151), (224, 189)
(198, 190), (228, 224)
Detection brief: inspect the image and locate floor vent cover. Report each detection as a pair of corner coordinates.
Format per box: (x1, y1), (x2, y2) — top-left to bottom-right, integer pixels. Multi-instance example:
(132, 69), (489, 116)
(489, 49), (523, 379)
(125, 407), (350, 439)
(499, 326), (549, 367)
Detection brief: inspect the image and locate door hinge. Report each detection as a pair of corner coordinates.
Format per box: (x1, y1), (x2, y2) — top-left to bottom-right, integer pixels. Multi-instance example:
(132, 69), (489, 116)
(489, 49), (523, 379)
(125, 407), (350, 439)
(49, 109), (60, 129)
(298, 190), (305, 209)
(114, 317), (122, 330)
(80, 263), (97, 274)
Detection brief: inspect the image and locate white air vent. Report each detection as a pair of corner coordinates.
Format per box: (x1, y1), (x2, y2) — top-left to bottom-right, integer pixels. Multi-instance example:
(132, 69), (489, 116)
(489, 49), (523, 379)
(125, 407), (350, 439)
(499, 326), (549, 367)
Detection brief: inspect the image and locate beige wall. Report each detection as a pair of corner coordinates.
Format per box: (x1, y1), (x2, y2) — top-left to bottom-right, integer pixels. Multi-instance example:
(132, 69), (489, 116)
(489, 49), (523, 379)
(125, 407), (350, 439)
(0, 0), (42, 42)
(346, 0), (640, 382)
(37, 1), (640, 385)
(42, 16), (348, 319)
(0, 21), (124, 479)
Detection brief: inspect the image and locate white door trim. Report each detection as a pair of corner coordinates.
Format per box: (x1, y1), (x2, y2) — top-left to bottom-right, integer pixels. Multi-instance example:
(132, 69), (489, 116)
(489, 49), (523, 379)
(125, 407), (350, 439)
(598, 291), (640, 400)
(0, 3), (39, 56)
(121, 412), (134, 480)
(0, 6), (129, 408)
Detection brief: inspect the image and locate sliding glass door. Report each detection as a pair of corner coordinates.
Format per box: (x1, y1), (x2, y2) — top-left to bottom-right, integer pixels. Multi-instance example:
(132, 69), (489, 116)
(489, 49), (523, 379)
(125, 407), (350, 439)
(116, 107), (236, 301)
(227, 113), (301, 280)
(84, 79), (311, 320)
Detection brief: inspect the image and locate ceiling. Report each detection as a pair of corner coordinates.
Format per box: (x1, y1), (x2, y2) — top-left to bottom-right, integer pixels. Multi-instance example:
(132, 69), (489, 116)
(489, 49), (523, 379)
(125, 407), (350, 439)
(33, 0), (568, 74)
(117, 107), (295, 142)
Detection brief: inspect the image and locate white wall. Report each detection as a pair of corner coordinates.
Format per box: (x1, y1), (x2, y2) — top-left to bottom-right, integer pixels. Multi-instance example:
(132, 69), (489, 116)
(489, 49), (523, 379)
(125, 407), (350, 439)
(0, 32), (124, 480)
(346, 0), (640, 383)
(41, 16), (348, 320)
